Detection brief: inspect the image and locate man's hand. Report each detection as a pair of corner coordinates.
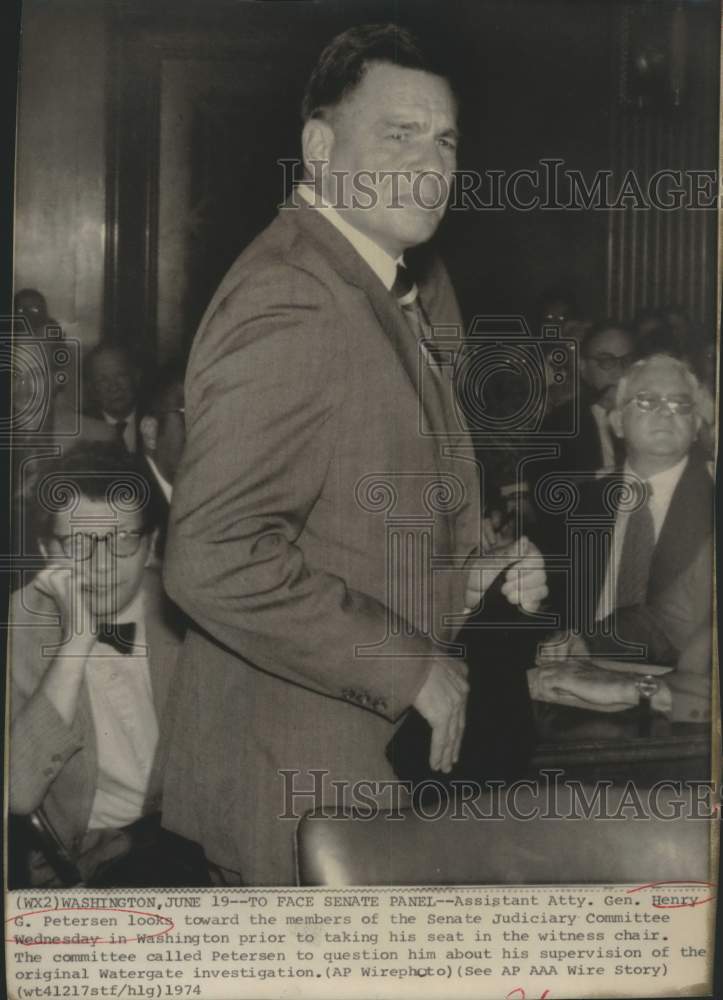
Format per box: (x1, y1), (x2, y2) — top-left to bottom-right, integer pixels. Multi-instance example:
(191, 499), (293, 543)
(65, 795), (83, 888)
(481, 509), (509, 552)
(528, 661), (637, 712)
(536, 630), (589, 663)
(464, 536), (548, 614)
(33, 564), (97, 649)
(413, 659), (469, 773)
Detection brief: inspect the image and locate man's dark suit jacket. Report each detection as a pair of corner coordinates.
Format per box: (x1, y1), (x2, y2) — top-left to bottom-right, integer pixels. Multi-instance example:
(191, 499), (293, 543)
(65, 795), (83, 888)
(161, 191), (481, 884)
(542, 384), (608, 473)
(552, 455), (713, 665)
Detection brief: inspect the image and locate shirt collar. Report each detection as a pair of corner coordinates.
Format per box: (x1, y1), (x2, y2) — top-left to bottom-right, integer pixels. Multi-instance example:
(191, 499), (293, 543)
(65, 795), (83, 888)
(296, 183), (401, 291)
(624, 454), (689, 501)
(144, 454), (173, 503)
(103, 409), (135, 426)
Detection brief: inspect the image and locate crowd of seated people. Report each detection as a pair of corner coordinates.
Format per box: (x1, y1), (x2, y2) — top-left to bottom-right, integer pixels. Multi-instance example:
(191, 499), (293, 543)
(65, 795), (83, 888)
(5, 287), (715, 887)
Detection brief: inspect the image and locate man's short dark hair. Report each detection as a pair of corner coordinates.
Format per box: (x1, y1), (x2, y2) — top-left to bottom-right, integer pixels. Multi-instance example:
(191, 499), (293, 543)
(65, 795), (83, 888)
(32, 442), (161, 540)
(301, 23), (451, 122)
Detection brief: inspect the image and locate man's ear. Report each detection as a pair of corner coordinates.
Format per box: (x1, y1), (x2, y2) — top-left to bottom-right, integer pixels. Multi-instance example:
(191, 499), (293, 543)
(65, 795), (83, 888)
(301, 118), (334, 185)
(139, 415), (158, 453)
(609, 408), (624, 439)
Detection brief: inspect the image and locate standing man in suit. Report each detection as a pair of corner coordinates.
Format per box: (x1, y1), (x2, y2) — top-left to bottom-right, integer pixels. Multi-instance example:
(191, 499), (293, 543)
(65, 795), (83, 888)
(83, 344), (141, 452)
(532, 354), (713, 721)
(161, 23), (547, 884)
(8, 444), (186, 885)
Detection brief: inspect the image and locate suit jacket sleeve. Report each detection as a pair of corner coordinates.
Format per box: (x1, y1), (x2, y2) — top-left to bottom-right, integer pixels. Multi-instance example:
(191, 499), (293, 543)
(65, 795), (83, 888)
(586, 542), (713, 665)
(9, 594), (86, 814)
(665, 622), (712, 722)
(165, 263), (437, 720)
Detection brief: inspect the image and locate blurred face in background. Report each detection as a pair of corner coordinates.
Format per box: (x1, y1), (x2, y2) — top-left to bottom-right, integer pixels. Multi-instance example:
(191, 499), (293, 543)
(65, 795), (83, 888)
(15, 290), (49, 330)
(580, 327), (635, 403)
(89, 347), (138, 419)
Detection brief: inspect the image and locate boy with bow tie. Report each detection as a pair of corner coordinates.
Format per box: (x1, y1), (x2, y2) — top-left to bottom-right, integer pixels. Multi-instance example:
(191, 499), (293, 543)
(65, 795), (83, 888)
(9, 443), (191, 886)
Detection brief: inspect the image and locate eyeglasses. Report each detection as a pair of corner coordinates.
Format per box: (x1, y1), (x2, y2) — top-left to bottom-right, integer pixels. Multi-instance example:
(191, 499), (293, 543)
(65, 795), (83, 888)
(585, 352), (634, 371)
(624, 392), (695, 416)
(49, 529), (147, 560)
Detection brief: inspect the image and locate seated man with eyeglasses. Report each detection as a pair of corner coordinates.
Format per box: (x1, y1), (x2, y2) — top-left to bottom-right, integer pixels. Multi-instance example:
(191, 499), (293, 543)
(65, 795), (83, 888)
(8, 443), (206, 886)
(543, 319), (637, 477)
(531, 354), (713, 722)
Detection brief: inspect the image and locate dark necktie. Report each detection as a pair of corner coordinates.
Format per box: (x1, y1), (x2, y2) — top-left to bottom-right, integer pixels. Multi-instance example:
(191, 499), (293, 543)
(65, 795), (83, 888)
(392, 264), (446, 369)
(615, 481), (655, 609)
(97, 621), (136, 654)
(114, 419), (128, 450)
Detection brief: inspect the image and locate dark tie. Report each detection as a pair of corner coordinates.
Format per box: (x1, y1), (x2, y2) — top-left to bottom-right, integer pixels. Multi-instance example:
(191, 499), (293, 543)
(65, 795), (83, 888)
(392, 264), (445, 368)
(114, 419), (128, 450)
(615, 482), (655, 609)
(97, 621), (136, 654)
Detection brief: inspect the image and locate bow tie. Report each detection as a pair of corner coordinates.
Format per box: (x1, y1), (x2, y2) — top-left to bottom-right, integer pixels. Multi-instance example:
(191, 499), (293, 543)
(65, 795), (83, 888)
(97, 622), (137, 654)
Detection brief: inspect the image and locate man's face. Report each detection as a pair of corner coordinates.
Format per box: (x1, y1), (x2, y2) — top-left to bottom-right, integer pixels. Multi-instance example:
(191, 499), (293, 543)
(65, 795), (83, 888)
(153, 382), (186, 483)
(89, 349), (137, 418)
(611, 361), (700, 467)
(15, 291), (48, 329)
(44, 497), (151, 621)
(310, 62), (458, 257)
(580, 328), (634, 396)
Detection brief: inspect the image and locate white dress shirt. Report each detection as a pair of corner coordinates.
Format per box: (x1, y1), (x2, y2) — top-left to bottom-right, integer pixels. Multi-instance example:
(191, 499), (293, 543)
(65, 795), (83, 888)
(102, 409), (137, 452)
(595, 455), (689, 622)
(85, 590), (159, 830)
(296, 183), (400, 290)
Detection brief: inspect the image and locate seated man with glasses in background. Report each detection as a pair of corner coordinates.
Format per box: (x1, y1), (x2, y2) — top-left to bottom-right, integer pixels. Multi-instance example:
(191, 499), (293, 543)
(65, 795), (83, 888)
(531, 354), (714, 724)
(543, 319), (637, 476)
(8, 443), (207, 887)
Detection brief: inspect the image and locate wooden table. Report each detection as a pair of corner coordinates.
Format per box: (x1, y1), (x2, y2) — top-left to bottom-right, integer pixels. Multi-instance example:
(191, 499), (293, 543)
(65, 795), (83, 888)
(530, 701), (713, 785)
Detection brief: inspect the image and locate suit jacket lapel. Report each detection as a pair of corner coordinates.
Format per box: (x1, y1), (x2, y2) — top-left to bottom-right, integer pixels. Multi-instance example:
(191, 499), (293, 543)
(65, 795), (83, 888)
(281, 195), (452, 445)
(649, 457), (713, 599)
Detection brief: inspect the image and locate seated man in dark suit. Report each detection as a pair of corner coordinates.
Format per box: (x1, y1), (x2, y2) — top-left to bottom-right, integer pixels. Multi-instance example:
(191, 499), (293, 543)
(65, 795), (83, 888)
(530, 354), (713, 722)
(83, 344), (141, 452)
(8, 443), (199, 886)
